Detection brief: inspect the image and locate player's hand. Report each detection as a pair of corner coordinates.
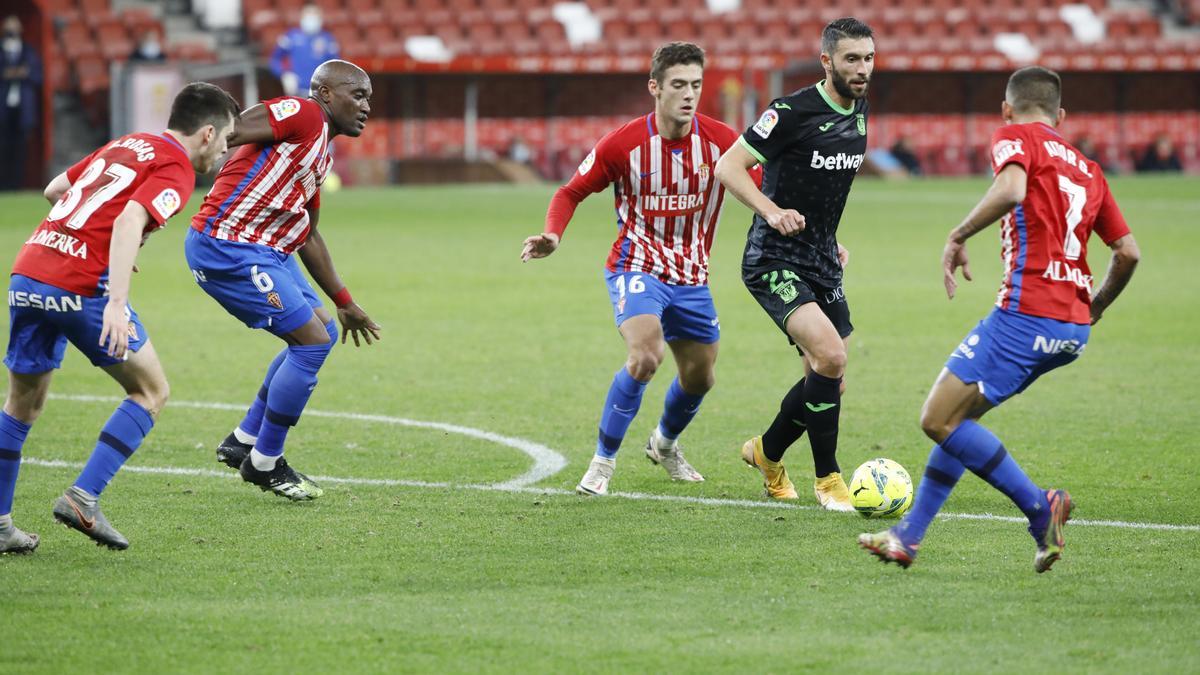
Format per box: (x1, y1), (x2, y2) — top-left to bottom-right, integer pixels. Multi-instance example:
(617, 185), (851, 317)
(520, 232), (560, 262)
(942, 238), (972, 299)
(837, 243), (850, 269)
(98, 299), (130, 359)
(337, 303), (382, 347)
(764, 208), (804, 237)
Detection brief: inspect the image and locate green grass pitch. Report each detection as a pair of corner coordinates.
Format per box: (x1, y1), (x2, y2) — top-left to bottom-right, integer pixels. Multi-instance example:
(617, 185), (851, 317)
(0, 176), (1197, 672)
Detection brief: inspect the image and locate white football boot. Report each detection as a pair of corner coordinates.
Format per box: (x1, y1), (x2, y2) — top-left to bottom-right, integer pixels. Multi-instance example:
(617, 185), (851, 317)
(576, 456), (616, 496)
(644, 427), (704, 482)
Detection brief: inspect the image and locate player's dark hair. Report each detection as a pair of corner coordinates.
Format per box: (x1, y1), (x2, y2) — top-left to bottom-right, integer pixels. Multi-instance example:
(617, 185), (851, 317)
(821, 18), (874, 56)
(1006, 66), (1062, 118)
(650, 42), (705, 82)
(167, 82), (240, 135)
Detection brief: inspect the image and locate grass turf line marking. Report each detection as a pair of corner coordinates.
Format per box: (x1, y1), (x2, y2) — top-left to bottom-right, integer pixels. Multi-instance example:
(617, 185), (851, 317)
(21, 460), (1199, 534)
(46, 393), (567, 489)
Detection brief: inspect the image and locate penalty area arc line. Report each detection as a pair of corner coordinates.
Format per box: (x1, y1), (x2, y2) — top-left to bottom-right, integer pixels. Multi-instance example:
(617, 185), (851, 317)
(44, 393), (568, 489)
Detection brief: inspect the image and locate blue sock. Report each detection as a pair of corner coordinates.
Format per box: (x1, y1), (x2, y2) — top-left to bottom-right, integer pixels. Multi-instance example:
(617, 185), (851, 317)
(0, 412), (32, 516)
(939, 419), (1050, 532)
(595, 368), (648, 459)
(238, 348), (288, 438)
(895, 445), (965, 546)
(658, 377), (705, 441)
(74, 400), (154, 497)
(254, 321), (336, 458)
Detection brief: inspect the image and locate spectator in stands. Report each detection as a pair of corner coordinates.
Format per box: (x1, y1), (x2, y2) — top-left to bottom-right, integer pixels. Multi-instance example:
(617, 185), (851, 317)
(1136, 133), (1182, 173)
(0, 15), (41, 191)
(890, 136), (922, 175)
(508, 136), (533, 165)
(270, 3), (340, 97)
(129, 29), (166, 63)
(1073, 135), (1114, 174)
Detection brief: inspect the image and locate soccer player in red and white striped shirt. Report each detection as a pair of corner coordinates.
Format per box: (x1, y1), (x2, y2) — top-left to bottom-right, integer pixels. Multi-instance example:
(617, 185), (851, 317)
(521, 43), (754, 495)
(185, 60), (381, 501)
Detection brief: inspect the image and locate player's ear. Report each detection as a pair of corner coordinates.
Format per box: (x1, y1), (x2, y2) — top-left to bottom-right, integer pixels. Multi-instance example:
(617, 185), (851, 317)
(1001, 100), (1013, 124)
(1056, 108), (1066, 127)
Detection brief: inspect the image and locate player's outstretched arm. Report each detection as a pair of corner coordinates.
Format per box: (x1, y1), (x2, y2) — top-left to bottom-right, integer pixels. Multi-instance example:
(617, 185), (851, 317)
(296, 209), (382, 347)
(714, 143), (804, 236)
(99, 202), (152, 358)
(226, 104), (277, 148)
(1090, 234), (1140, 325)
(43, 171), (71, 205)
(942, 163), (1027, 299)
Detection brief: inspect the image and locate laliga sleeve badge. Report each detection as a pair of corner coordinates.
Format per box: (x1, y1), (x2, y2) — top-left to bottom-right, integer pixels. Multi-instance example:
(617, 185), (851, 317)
(578, 149), (596, 175)
(752, 109), (780, 139)
(151, 188), (181, 220)
(269, 98), (303, 121)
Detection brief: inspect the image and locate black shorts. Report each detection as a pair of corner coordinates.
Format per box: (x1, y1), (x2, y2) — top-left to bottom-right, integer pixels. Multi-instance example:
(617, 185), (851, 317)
(742, 262), (853, 342)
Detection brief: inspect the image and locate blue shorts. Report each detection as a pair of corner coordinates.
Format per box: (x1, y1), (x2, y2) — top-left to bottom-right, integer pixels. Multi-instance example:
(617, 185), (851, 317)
(185, 228), (321, 336)
(4, 275), (148, 373)
(945, 307), (1090, 406)
(604, 270), (720, 344)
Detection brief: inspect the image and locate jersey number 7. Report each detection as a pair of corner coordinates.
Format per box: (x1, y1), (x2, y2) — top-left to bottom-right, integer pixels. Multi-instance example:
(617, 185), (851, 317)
(47, 159), (137, 230)
(1057, 174), (1087, 261)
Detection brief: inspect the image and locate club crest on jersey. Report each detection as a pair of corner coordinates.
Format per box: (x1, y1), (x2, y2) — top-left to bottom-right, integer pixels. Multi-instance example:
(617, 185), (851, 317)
(696, 163), (710, 180)
(151, 188), (181, 220)
(992, 138), (1024, 167)
(578, 149), (596, 175)
(752, 109), (779, 139)
(855, 113), (866, 136)
(266, 292), (284, 310)
(269, 99), (303, 121)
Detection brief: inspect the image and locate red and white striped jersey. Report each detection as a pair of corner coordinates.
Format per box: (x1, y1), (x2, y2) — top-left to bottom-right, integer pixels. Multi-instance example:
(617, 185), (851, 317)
(192, 96), (332, 254)
(545, 113), (747, 286)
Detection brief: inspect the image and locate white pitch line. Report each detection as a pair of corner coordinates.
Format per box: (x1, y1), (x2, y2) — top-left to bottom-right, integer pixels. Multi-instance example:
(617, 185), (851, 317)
(19, 457), (1200, 533)
(45, 393), (567, 489)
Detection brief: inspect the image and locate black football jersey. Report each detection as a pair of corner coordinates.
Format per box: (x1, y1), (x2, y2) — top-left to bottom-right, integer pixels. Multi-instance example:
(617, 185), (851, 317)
(739, 81), (869, 285)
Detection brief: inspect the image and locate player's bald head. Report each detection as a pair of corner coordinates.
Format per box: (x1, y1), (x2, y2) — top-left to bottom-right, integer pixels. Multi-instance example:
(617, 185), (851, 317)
(1006, 66), (1061, 118)
(310, 59), (369, 94)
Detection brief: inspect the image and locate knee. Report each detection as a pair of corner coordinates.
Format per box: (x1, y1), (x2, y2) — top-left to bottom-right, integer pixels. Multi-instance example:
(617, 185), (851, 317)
(810, 345), (847, 378)
(919, 407), (953, 444)
(141, 380), (170, 418)
(626, 347), (664, 382)
(678, 366), (715, 395)
(4, 398), (44, 425)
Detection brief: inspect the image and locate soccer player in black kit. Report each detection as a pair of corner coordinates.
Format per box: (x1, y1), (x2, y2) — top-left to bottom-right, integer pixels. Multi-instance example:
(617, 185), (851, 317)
(715, 18), (874, 509)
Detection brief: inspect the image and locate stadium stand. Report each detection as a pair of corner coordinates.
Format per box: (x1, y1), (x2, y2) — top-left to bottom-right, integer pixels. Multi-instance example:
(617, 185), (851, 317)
(21, 0), (1200, 181)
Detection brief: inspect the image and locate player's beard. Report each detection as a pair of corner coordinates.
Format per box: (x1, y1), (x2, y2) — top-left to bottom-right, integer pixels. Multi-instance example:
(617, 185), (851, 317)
(831, 68), (869, 100)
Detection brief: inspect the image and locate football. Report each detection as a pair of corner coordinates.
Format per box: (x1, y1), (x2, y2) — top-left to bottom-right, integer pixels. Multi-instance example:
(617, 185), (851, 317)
(848, 458), (914, 518)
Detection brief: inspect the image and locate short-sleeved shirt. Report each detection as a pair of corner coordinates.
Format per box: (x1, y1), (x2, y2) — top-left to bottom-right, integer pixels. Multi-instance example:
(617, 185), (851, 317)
(192, 96), (332, 254)
(989, 122), (1130, 324)
(551, 113), (744, 286)
(739, 81), (869, 286)
(12, 133), (194, 296)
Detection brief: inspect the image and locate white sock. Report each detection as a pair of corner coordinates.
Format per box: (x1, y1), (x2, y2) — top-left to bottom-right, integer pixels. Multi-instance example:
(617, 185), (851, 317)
(250, 448), (279, 471)
(0, 514), (11, 530)
(233, 427), (257, 445)
(655, 425), (677, 451)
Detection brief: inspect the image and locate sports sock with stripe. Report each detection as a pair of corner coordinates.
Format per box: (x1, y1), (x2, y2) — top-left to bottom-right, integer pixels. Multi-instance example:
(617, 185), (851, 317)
(939, 419), (1049, 532)
(253, 320), (337, 469)
(74, 399), (154, 497)
(595, 367), (648, 459)
(803, 372), (842, 477)
(0, 412), (32, 515)
(762, 377), (806, 462)
(236, 347), (287, 442)
(894, 444), (965, 546)
(657, 376), (704, 445)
